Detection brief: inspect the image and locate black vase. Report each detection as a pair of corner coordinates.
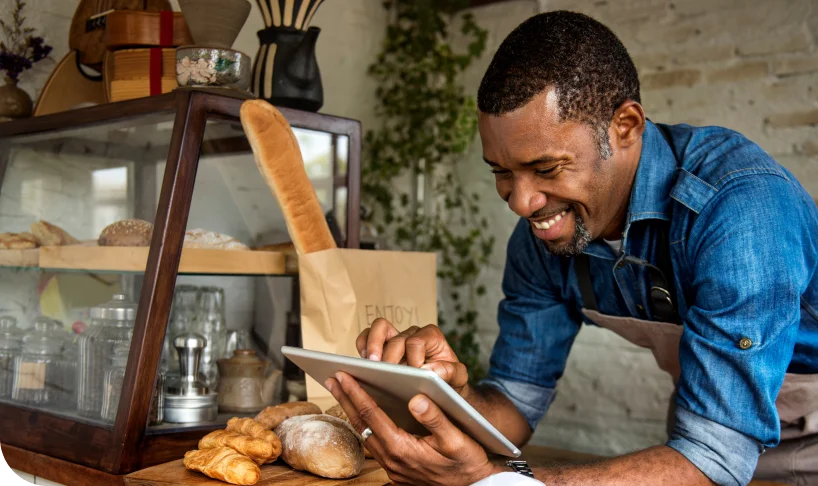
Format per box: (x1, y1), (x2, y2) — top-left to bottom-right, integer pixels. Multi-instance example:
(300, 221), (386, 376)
(252, 0), (325, 112)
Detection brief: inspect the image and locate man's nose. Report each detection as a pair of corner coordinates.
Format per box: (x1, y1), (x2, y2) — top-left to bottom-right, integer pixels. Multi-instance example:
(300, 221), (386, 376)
(507, 178), (546, 218)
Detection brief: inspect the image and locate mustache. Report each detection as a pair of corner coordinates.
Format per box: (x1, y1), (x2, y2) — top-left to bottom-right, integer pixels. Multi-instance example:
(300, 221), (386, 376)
(530, 205), (572, 219)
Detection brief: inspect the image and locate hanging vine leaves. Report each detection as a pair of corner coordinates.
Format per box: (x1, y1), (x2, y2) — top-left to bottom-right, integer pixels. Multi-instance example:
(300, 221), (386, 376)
(362, 0), (492, 381)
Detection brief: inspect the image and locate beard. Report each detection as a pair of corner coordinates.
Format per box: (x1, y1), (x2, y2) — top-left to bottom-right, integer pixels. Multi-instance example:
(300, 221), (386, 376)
(542, 212), (592, 257)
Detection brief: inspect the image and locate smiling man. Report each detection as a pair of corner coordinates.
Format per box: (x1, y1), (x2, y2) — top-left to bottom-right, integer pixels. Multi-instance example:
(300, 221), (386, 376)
(324, 10), (818, 486)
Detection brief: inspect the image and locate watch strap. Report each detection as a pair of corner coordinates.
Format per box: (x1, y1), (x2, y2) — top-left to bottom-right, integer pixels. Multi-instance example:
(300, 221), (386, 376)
(507, 460), (535, 478)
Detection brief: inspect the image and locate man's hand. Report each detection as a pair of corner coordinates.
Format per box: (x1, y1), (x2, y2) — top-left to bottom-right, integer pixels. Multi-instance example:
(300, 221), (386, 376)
(325, 371), (505, 486)
(356, 319), (469, 394)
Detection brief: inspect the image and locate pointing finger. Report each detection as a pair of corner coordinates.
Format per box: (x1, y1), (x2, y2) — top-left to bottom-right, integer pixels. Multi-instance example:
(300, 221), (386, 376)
(365, 318), (400, 361)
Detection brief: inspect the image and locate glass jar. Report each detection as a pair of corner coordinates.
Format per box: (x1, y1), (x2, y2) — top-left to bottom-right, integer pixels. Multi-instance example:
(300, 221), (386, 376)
(161, 285), (200, 373)
(100, 332), (131, 423)
(196, 287), (226, 390)
(58, 327), (79, 410)
(77, 294), (137, 418)
(12, 317), (64, 406)
(0, 316), (23, 399)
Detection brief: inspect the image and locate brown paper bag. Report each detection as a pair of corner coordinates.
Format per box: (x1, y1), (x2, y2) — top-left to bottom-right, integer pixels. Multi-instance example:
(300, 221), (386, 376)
(298, 248), (437, 410)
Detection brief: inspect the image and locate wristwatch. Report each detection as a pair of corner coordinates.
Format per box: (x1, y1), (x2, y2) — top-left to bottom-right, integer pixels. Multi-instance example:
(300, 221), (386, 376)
(507, 460), (535, 478)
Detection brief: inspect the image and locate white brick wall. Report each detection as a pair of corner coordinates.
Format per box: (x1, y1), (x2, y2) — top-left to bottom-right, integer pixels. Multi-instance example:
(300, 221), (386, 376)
(456, 0), (818, 456)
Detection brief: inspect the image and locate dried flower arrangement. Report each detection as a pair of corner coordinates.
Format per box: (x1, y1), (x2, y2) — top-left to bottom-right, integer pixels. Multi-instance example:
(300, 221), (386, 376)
(0, 0), (52, 82)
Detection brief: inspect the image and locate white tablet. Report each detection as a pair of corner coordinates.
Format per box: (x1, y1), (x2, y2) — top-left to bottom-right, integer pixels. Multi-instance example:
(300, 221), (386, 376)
(281, 346), (521, 457)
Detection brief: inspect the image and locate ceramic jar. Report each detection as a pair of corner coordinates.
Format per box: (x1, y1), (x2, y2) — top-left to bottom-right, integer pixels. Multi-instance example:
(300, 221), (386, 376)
(216, 349), (281, 413)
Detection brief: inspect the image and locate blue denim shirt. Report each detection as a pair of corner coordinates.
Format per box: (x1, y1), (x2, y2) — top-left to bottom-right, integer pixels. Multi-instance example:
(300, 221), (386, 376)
(481, 121), (818, 486)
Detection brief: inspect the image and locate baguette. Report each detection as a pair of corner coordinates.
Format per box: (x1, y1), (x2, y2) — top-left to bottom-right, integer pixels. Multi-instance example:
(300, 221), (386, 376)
(239, 100), (337, 254)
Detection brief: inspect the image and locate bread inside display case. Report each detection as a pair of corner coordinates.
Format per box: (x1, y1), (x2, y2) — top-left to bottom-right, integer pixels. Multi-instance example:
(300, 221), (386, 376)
(0, 106), (352, 433)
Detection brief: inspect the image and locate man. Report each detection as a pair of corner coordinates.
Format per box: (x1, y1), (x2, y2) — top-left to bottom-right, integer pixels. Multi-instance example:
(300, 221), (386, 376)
(324, 10), (818, 486)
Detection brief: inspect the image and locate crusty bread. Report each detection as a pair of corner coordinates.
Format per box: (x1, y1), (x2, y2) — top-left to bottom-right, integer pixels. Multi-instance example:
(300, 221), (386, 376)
(184, 447), (260, 485)
(275, 414), (365, 479)
(0, 232), (38, 249)
(183, 229), (248, 250)
(325, 403), (373, 459)
(254, 401), (322, 430)
(239, 100), (337, 254)
(98, 219), (154, 246)
(30, 221), (79, 246)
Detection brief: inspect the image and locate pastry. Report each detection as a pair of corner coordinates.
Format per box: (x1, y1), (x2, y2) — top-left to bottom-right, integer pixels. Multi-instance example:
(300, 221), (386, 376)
(254, 401), (322, 430)
(98, 219), (154, 246)
(0, 232), (38, 249)
(275, 414), (365, 479)
(225, 417), (283, 464)
(198, 430), (276, 465)
(183, 229), (248, 250)
(240, 100), (337, 255)
(184, 447), (260, 485)
(30, 220), (79, 246)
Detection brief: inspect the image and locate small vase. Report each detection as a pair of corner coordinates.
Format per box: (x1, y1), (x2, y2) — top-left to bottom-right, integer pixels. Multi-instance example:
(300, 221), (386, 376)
(0, 77), (33, 120)
(252, 0), (325, 112)
(178, 0), (252, 49)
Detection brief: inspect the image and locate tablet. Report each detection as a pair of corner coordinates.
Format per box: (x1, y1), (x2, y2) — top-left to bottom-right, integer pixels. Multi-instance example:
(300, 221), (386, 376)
(281, 346), (521, 458)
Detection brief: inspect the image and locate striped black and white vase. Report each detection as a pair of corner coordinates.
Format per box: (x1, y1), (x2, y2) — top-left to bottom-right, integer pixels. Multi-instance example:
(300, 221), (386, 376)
(251, 0), (325, 112)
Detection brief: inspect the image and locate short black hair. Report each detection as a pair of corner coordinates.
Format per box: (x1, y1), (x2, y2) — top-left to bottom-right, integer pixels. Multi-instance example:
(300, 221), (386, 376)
(478, 11), (640, 158)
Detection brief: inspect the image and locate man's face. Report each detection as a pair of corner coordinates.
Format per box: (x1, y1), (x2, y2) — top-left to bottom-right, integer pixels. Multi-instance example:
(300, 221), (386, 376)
(479, 89), (633, 256)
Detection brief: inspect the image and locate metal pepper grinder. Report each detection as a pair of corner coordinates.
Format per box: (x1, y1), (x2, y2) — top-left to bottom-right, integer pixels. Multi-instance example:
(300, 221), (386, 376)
(164, 333), (218, 423)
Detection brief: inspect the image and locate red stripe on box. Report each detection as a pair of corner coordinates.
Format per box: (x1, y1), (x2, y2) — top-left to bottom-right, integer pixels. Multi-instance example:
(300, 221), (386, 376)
(149, 47), (162, 96)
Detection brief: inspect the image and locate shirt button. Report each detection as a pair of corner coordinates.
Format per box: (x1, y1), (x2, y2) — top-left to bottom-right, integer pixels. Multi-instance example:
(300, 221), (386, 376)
(637, 304), (644, 312)
(739, 337), (753, 350)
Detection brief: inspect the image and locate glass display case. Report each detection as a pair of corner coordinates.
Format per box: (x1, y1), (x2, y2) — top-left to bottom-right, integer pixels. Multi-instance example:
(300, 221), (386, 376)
(0, 88), (361, 475)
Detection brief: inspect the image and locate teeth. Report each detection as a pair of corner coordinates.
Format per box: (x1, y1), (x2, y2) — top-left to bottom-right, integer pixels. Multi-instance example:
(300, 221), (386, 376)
(533, 210), (568, 231)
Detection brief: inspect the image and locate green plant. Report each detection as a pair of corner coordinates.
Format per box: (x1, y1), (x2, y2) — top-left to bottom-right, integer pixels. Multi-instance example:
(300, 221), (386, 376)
(363, 0), (492, 380)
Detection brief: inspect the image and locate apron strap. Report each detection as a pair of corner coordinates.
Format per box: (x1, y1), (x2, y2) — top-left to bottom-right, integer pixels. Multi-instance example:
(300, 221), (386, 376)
(575, 227), (680, 323)
(575, 253), (599, 311)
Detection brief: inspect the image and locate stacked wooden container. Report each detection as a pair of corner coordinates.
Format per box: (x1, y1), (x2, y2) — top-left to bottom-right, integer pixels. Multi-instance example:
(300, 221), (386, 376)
(102, 10), (194, 102)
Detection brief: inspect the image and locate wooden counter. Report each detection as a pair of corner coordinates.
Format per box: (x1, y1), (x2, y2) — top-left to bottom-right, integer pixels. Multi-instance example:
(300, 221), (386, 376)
(4, 443), (787, 486)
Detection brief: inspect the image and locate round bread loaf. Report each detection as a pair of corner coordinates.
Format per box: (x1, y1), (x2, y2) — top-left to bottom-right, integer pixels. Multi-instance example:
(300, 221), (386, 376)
(275, 414), (364, 479)
(98, 219), (154, 246)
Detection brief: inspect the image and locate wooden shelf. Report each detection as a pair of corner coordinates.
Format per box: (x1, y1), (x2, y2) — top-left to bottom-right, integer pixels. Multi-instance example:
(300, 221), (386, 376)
(0, 248), (39, 267)
(0, 246), (288, 275)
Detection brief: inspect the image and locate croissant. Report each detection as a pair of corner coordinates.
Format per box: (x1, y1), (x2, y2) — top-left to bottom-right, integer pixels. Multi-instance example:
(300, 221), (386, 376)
(198, 430), (275, 466)
(184, 447), (260, 485)
(226, 417), (283, 464)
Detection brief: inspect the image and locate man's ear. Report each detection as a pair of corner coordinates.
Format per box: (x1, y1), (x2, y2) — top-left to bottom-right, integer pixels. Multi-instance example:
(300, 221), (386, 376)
(610, 100), (646, 149)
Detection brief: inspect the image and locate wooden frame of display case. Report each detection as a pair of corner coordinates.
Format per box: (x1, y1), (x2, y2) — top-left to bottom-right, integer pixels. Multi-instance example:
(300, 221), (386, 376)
(0, 88), (361, 475)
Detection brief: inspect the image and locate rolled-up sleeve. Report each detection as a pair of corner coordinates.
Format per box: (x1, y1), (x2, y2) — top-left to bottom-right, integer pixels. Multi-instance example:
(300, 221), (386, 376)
(667, 406), (763, 486)
(480, 218), (582, 429)
(673, 174), (809, 484)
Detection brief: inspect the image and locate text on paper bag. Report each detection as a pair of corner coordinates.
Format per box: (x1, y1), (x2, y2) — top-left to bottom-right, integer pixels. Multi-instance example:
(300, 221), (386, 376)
(358, 304), (422, 329)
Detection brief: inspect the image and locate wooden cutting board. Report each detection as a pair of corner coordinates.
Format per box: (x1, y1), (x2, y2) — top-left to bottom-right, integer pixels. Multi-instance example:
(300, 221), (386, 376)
(124, 458), (389, 485)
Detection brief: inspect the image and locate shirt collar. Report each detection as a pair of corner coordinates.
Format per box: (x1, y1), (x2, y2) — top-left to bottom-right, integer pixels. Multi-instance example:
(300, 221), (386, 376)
(625, 120), (679, 225)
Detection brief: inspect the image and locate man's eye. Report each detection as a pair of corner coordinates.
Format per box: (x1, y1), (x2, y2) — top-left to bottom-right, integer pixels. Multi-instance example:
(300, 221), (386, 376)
(491, 169), (511, 176)
(535, 167), (557, 176)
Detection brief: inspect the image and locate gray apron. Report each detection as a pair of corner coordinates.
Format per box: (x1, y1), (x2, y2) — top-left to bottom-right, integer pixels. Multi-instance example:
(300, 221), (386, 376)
(582, 308), (818, 485)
